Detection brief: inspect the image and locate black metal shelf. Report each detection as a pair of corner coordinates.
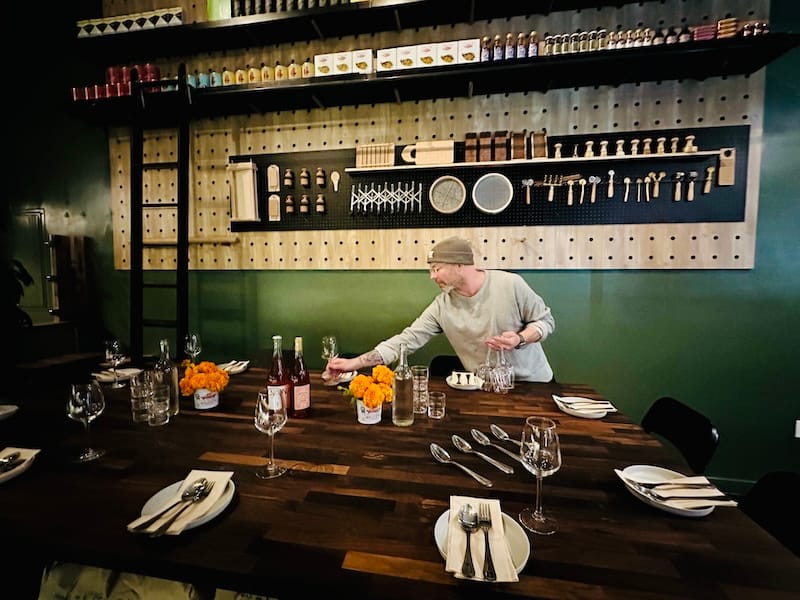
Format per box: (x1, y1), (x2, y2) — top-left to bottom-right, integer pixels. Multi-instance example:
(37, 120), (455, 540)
(74, 0), (663, 63)
(74, 34), (800, 125)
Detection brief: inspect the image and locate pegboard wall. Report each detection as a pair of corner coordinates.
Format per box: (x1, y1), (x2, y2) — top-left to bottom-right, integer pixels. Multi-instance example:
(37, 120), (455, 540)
(105, 0), (769, 270)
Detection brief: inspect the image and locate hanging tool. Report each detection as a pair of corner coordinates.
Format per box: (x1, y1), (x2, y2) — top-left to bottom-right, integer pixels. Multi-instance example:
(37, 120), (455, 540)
(652, 170), (666, 198)
(718, 148), (736, 185)
(589, 175), (600, 203)
(522, 178), (534, 204)
(607, 169), (615, 198)
(566, 179), (575, 206)
(623, 176), (632, 202)
(578, 178), (587, 204)
(644, 175), (651, 202)
(635, 177), (643, 202)
(330, 170), (341, 192)
(703, 166), (715, 194)
(673, 172), (685, 201)
(686, 171), (698, 201)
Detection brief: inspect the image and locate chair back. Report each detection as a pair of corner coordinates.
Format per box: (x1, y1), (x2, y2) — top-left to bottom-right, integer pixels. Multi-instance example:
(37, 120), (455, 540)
(641, 396), (720, 474)
(428, 355), (464, 377)
(739, 470), (799, 557)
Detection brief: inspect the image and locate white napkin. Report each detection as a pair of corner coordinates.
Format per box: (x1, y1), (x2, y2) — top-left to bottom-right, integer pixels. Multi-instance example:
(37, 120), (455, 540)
(662, 498), (738, 509)
(0, 446), (41, 484)
(126, 469), (233, 535)
(92, 368), (142, 383)
(445, 495), (518, 582)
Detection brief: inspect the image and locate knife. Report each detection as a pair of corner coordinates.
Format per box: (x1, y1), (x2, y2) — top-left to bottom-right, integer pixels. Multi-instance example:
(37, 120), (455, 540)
(0, 457), (26, 473)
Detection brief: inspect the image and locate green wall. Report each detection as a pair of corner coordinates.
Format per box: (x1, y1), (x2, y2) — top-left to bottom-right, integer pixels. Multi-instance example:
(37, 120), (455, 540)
(7, 2), (798, 490)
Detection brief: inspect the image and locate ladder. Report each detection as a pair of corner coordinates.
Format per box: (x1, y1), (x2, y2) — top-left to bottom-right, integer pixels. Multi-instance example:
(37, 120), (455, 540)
(128, 63), (191, 362)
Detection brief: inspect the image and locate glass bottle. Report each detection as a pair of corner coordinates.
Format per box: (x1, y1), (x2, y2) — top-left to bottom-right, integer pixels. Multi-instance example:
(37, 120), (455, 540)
(516, 32), (527, 59)
(492, 34), (504, 62)
(154, 338), (180, 416)
(267, 335), (291, 412)
(504, 33), (515, 60)
(261, 61), (274, 82)
(528, 30), (539, 57)
(480, 35), (491, 62)
(222, 66), (234, 85)
(289, 336), (310, 418)
(391, 343), (414, 427)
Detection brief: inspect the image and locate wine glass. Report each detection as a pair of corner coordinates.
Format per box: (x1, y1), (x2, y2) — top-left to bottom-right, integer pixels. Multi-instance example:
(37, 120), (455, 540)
(67, 382), (106, 463)
(184, 332), (202, 364)
(105, 339), (125, 389)
(321, 335), (338, 362)
(254, 389), (288, 479)
(519, 416), (562, 535)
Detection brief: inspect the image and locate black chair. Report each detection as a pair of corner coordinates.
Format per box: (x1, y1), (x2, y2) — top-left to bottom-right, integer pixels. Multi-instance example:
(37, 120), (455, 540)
(641, 396), (720, 474)
(739, 471), (799, 557)
(429, 355), (464, 377)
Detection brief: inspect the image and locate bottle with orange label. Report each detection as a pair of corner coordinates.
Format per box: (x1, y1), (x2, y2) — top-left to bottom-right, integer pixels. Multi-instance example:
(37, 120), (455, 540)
(221, 66), (234, 86)
(235, 66), (247, 84)
(301, 57), (314, 78)
(274, 60), (288, 81)
(287, 58), (300, 79)
(260, 61), (274, 82)
(248, 64), (261, 83)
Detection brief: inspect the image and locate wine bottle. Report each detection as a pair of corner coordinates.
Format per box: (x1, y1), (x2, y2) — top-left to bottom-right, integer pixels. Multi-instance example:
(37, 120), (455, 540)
(289, 336), (311, 418)
(267, 335), (291, 413)
(154, 338), (180, 416)
(391, 343), (414, 427)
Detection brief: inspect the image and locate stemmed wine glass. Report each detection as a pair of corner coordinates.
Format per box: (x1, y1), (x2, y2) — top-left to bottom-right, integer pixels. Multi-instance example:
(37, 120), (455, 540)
(105, 339), (125, 389)
(519, 416), (562, 535)
(254, 389), (288, 479)
(67, 382), (106, 463)
(321, 335), (338, 362)
(184, 332), (202, 364)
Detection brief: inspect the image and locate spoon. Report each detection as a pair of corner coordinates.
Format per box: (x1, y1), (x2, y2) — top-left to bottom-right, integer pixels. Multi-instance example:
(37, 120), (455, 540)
(470, 429), (522, 463)
(458, 503), (478, 578)
(451, 435), (514, 474)
(130, 477), (209, 532)
(0, 451), (21, 466)
(490, 424), (522, 448)
(429, 443), (492, 487)
(149, 480), (215, 537)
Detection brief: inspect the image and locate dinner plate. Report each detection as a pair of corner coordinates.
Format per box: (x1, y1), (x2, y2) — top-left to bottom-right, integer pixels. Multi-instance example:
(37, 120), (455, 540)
(617, 465), (714, 518)
(322, 371), (357, 387)
(0, 404), (19, 421)
(141, 479), (235, 531)
(445, 374), (483, 391)
(0, 453), (36, 485)
(434, 510), (530, 574)
(552, 395), (607, 419)
(220, 360), (250, 375)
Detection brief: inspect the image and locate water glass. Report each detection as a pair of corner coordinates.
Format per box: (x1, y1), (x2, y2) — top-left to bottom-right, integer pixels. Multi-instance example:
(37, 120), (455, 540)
(427, 391), (446, 419)
(129, 370), (154, 424)
(148, 383), (171, 427)
(411, 365), (429, 414)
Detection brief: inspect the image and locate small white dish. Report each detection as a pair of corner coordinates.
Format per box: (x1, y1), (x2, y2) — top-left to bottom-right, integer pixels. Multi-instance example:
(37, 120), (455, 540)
(616, 465), (714, 518)
(446, 374), (483, 391)
(322, 371), (357, 387)
(434, 509), (530, 574)
(227, 360), (250, 375)
(552, 395), (608, 419)
(0, 405), (19, 421)
(141, 479), (235, 531)
(0, 452), (36, 485)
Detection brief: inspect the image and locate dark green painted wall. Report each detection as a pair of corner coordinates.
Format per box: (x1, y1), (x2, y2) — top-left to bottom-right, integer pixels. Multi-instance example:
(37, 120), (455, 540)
(7, 2), (798, 489)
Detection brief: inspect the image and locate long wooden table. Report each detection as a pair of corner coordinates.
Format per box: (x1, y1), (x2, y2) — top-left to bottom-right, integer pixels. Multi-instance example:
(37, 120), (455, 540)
(2, 369), (797, 599)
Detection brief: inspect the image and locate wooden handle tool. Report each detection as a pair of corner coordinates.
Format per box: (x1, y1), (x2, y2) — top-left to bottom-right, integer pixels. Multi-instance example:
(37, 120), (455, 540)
(703, 166), (715, 194)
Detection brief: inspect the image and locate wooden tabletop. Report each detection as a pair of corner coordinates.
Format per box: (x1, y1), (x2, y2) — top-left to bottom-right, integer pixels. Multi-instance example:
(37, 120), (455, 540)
(1, 369), (797, 599)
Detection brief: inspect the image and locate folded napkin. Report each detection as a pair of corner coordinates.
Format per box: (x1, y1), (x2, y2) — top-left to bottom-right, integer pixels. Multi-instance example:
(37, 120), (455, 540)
(92, 368), (142, 383)
(126, 469), (233, 535)
(445, 495), (517, 583)
(0, 446), (41, 484)
(662, 498), (738, 510)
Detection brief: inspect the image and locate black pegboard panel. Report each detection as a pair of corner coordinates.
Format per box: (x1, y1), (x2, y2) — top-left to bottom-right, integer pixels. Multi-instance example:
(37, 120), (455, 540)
(229, 125), (747, 232)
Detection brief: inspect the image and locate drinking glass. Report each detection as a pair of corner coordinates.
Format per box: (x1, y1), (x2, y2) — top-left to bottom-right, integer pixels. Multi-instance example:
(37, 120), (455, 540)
(254, 389), (288, 479)
(321, 335), (338, 362)
(519, 416), (561, 535)
(105, 339), (125, 389)
(67, 382), (106, 463)
(184, 332), (202, 363)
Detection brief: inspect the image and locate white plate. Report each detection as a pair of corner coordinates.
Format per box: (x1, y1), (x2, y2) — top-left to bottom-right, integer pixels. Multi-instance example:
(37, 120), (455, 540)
(322, 371), (357, 387)
(93, 368), (142, 383)
(434, 510), (530, 574)
(221, 360), (250, 375)
(445, 374), (483, 391)
(617, 465), (714, 518)
(141, 479), (235, 530)
(552, 395), (607, 419)
(0, 405), (19, 421)
(0, 453), (35, 485)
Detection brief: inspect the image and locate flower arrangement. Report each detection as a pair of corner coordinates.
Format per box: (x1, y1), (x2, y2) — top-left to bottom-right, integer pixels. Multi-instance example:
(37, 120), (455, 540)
(179, 360), (230, 396)
(340, 365), (394, 409)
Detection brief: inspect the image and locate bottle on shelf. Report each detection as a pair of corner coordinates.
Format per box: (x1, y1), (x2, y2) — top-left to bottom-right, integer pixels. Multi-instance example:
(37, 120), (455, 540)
(154, 338), (180, 417)
(260, 61), (274, 82)
(197, 68), (210, 88)
(222, 66), (234, 85)
(248, 63), (261, 83)
(267, 335), (291, 412)
(274, 60), (288, 81)
(504, 32), (515, 60)
(480, 35), (491, 62)
(492, 34), (504, 62)
(516, 32), (527, 59)
(528, 30), (539, 57)
(289, 336), (310, 418)
(235, 66), (247, 83)
(391, 343), (414, 427)
(287, 58), (300, 79)
(209, 68), (221, 87)
(301, 57), (314, 77)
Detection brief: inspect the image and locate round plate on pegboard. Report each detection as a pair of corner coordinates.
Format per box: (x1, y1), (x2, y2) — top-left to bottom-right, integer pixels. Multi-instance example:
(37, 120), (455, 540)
(429, 175), (467, 214)
(472, 172), (513, 214)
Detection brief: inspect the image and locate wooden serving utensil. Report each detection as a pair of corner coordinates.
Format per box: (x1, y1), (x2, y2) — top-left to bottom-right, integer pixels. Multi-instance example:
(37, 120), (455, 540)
(522, 178), (533, 204)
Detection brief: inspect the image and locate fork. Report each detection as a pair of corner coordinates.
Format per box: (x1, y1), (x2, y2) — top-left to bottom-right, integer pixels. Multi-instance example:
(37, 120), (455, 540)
(478, 503), (496, 582)
(149, 481), (215, 537)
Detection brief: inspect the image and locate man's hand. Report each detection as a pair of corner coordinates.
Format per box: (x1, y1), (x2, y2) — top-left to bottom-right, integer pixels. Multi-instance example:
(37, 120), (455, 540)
(485, 331), (519, 351)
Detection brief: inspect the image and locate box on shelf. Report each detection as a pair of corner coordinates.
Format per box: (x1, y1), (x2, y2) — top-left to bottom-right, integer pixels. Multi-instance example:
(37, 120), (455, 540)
(314, 53), (334, 76)
(417, 43), (436, 67)
(458, 38), (481, 64)
(396, 45), (418, 69)
(352, 49), (374, 74)
(376, 48), (397, 72)
(333, 51), (353, 75)
(436, 41), (458, 66)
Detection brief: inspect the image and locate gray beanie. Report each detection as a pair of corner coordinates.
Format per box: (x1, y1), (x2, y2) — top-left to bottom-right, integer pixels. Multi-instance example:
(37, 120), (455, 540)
(426, 237), (474, 265)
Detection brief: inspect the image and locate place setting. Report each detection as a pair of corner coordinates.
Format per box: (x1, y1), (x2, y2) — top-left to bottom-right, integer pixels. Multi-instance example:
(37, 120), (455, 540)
(0, 446), (41, 484)
(615, 464), (738, 517)
(445, 370), (484, 391)
(552, 393), (617, 419)
(218, 359), (251, 375)
(126, 469), (235, 536)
